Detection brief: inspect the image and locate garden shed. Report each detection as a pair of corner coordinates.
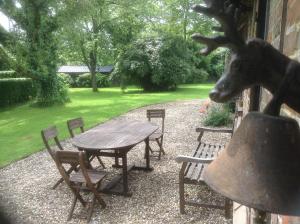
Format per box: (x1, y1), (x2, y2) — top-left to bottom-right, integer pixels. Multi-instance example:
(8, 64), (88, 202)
(234, 0), (300, 223)
(57, 65), (114, 76)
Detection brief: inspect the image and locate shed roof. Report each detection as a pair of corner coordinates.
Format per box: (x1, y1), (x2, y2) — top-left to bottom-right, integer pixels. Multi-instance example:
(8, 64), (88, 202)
(57, 65), (114, 74)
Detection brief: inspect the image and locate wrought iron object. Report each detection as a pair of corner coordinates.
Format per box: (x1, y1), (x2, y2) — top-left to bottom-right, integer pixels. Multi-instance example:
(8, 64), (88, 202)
(192, 0), (300, 112)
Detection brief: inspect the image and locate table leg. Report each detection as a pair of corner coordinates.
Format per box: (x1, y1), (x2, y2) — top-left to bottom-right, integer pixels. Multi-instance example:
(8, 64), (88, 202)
(132, 138), (153, 172)
(112, 155), (122, 168)
(85, 150), (94, 169)
(145, 137), (150, 170)
(122, 153), (129, 195)
(115, 156), (119, 166)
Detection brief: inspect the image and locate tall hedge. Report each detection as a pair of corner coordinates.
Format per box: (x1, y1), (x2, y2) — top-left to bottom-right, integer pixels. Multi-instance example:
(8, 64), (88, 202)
(0, 71), (17, 78)
(0, 78), (35, 107)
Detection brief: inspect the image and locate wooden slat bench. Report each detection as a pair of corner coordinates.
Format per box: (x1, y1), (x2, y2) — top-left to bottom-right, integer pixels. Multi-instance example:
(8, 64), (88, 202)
(175, 127), (233, 217)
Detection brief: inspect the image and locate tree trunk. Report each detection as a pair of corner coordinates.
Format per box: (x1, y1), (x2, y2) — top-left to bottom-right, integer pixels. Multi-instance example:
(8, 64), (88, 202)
(91, 69), (98, 92)
(183, 0), (189, 40)
(89, 48), (98, 92)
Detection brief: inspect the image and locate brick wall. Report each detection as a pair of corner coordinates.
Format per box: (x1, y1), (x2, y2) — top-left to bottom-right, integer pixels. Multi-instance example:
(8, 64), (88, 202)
(278, 1), (300, 222)
(243, 0), (300, 223)
(260, 0), (300, 120)
(259, 0), (284, 113)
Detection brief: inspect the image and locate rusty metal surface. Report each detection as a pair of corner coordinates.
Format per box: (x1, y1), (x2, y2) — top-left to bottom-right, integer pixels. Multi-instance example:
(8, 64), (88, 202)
(203, 112), (300, 216)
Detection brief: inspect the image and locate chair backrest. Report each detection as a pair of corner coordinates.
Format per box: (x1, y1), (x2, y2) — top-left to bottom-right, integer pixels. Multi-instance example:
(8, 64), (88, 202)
(41, 126), (64, 160)
(55, 150), (92, 186)
(147, 109), (165, 132)
(67, 117), (84, 138)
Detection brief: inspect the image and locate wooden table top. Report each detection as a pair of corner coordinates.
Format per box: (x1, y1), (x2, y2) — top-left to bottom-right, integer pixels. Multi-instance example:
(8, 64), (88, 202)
(71, 119), (158, 151)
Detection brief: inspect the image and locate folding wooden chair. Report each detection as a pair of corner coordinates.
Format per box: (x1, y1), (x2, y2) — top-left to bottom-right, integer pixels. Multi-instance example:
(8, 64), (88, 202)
(41, 126), (78, 189)
(146, 109), (166, 160)
(67, 117), (105, 169)
(54, 150), (107, 222)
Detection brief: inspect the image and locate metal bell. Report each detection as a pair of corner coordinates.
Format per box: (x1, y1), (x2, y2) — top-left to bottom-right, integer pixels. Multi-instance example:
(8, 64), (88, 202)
(203, 112), (300, 215)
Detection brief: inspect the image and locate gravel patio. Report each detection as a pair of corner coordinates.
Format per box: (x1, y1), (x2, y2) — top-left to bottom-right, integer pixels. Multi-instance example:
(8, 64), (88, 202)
(0, 99), (232, 224)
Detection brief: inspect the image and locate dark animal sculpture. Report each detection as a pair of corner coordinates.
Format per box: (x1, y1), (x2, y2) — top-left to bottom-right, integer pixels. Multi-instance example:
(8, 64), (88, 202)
(192, 0), (300, 113)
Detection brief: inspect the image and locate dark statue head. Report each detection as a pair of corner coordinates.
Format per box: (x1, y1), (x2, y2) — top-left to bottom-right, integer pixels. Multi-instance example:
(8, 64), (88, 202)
(192, 0), (264, 102)
(209, 39), (265, 102)
(193, 0), (300, 113)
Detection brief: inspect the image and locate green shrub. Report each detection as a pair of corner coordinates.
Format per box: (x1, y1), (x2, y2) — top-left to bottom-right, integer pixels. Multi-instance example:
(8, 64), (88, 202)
(203, 104), (233, 127)
(34, 75), (70, 107)
(0, 78), (35, 107)
(76, 73), (91, 87)
(0, 71), (17, 78)
(76, 73), (109, 88)
(56, 74), (70, 103)
(97, 74), (109, 87)
(112, 36), (208, 91)
(224, 101), (236, 113)
(206, 49), (227, 81)
(0, 71), (36, 79)
(57, 73), (76, 87)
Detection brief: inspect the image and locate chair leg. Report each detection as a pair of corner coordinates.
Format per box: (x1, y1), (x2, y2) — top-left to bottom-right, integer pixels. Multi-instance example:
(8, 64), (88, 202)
(52, 166), (76, 189)
(149, 145), (154, 153)
(52, 177), (64, 189)
(68, 195), (78, 221)
(157, 139), (162, 160)
(225, 198), (232, 219)
(179, 177), (185, 214)
(156, 137), (165, 155)
(179, 163), (187, 214)
(160, 137), (166, 155)
(96, 156), (106, 169)
(155, 138), (165, 159)
(87, 195), (96, 223)
(88, 184), (106, 209)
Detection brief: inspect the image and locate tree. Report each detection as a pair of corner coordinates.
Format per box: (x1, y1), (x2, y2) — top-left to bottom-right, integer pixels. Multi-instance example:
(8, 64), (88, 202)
(0, 0), (69, 106)
(60, 0), (115, 92)
(59, 0), (149, 92)
(113, 35), (209, 91)
(136, 0), (215, 40)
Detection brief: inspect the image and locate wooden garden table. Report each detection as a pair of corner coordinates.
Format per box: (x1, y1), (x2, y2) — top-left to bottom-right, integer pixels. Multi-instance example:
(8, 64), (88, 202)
(71, 119), (158, 196)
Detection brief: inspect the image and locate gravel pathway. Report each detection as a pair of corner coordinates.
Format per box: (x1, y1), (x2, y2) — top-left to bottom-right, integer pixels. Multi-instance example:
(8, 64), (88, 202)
(0, 100), (232, 224)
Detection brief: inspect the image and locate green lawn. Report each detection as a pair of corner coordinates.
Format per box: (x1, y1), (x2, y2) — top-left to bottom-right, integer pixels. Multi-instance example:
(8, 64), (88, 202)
(0, 84), (213, 167)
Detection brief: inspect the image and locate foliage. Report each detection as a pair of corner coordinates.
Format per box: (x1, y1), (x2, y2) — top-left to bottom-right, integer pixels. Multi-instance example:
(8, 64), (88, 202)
(76, 73), (92, 88)
(57, 0), (222, 88)
(0, 83), (213, 167)
(113, 36), (209, 91)
(203, 103), (233, 127)
(0, 78), (35, 107)
(76, 73), (109, 88)
(59, 0), (120, 92)
(224, 100), (236, 113)
(57, 73), (75, 87)
(181, 40), (210, 84)
(0, 0), (69, 106)
(56, 75), (71, 103)
(0, 71), (17, 78)
(34, 74), (70, 107)
(0, 0), (225, 104)
(206, 49), (227, 81)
